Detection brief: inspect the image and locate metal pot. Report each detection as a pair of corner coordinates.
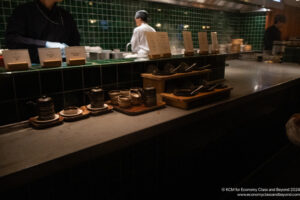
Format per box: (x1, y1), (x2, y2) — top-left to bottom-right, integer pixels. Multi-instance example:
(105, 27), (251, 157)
(26, 96), (56, 120)
(144, 87), (157, 107)
(37, 96), (55, 120)
(87, 87), (104, 108)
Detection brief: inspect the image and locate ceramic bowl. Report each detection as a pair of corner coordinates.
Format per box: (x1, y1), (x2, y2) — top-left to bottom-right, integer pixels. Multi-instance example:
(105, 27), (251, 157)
(118, 95), (131, 108)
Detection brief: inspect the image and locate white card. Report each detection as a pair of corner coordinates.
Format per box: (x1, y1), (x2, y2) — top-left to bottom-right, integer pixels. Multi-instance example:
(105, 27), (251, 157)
(38, 48), (62, 66)
(65, 46), (86, 65)
(2, 49), (31, 70)
(183, 31), (194, 53)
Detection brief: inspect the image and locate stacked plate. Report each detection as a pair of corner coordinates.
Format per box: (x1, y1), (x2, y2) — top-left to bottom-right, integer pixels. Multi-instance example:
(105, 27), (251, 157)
(31, 114), (60, 124)
(59, 107), (83, 118)
(87, 104), (108, 112)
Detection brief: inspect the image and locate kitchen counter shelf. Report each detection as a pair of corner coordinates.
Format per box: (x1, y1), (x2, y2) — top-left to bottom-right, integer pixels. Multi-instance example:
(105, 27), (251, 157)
(1, 60), (300, 191)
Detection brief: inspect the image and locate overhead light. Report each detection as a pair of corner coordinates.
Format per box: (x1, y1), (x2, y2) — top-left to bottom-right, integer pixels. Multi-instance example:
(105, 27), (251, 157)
(248, 7), (270, 12)
(89, 19), (97, 24)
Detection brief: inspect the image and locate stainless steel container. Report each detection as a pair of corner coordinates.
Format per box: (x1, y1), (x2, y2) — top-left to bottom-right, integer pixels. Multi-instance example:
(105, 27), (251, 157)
(111, 52), (124, 59)
(89, 52), (100, 60)
(272, 41), (287, 55)
(99, 50), (112, 60)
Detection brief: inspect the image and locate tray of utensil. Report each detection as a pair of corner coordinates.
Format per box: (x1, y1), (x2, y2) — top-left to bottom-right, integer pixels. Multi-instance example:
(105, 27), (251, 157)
(142, 62), (212, 80)
(160, 79), (232, 109)
(107, 101), (166, 116)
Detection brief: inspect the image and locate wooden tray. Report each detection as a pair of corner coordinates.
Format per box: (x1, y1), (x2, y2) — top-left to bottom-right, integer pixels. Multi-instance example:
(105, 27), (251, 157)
(184, 51), (194, 56)
(89, 104), (113, 116)
(61, 106), (90, 122)
(29, 115), (64, 129)
(160, 87), (233, 109)
(108, 102), (166, 116)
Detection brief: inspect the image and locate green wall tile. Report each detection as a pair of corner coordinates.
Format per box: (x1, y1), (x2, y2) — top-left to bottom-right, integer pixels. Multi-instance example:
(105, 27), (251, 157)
(0, 0), (266, 51)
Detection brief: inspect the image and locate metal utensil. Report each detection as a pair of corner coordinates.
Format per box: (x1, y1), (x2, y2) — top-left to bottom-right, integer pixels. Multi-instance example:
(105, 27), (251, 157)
(171, 62), (187, 73)
(190, 85), (205, 96)
(203, 79), (225, 87)
(184, 62), (197, 72)
(197, 64), (211, 71)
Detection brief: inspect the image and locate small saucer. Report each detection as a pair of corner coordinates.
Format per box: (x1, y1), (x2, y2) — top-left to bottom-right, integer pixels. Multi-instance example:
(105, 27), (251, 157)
(87, 104), (108, 111)
(32, 114), (60, 124)
(59, 108), (83, 117)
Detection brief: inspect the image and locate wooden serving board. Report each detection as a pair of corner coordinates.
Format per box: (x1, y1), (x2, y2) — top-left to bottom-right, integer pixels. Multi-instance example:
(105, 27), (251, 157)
(29, 115), (64, 129)
(160, 87), (233, 109)
(141, 69), (211, 81)
(68, 58), (86, 66)
(108, 102), (166, 116)
(43, 60), (62, 68)
(7, 62), (29, 71)
(184, 51), (194, 56)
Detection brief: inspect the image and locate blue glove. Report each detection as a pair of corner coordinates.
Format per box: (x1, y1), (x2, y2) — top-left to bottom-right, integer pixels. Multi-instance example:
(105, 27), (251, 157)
(45, 41), (68, 49)
(46, 42), (68, 58)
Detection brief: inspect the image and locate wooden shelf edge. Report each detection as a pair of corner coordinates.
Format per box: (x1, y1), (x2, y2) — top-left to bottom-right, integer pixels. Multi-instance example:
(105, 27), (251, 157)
(141, 69), (212, 80)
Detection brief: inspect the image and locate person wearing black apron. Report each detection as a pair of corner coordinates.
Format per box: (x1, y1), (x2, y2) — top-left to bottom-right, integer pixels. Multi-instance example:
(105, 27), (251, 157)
(263, 14), (286, 52)
(5, 0), (80, 63)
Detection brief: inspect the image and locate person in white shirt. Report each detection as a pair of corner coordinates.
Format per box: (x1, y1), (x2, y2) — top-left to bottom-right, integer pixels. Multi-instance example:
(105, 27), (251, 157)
(130, 10), (156, 57)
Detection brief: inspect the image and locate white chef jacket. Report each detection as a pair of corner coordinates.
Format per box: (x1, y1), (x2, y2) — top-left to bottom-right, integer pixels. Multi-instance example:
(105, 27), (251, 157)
(130, 23), (156, 56)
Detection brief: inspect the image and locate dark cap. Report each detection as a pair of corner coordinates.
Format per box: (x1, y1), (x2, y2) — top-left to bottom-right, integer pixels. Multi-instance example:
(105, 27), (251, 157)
(135, 10), (149, 22)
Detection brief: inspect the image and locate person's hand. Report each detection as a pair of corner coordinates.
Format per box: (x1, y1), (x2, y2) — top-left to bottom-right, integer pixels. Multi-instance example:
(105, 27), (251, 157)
(46, 42), (68, 58)
(45, 41), (68, 49)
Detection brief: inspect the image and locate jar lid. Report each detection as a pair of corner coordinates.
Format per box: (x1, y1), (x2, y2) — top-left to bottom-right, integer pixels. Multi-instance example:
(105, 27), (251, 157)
(144, 86), (156, 91)
(38, 96), (52, 103)
(91, 87), (103, 93)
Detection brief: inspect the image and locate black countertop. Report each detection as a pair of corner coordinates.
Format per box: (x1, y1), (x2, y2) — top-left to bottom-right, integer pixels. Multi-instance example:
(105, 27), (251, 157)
(0, 59), (299, 190)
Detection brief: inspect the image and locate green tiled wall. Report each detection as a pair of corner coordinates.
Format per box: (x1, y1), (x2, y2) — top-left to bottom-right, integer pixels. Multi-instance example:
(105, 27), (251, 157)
(239, 13), (266, 50)
(0, 0), (266, 51)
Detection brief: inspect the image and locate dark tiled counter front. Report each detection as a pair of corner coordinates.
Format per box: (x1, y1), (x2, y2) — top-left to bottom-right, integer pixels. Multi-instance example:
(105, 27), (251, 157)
(1, 60), (300, 195)
(0, 54), (226, 126)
